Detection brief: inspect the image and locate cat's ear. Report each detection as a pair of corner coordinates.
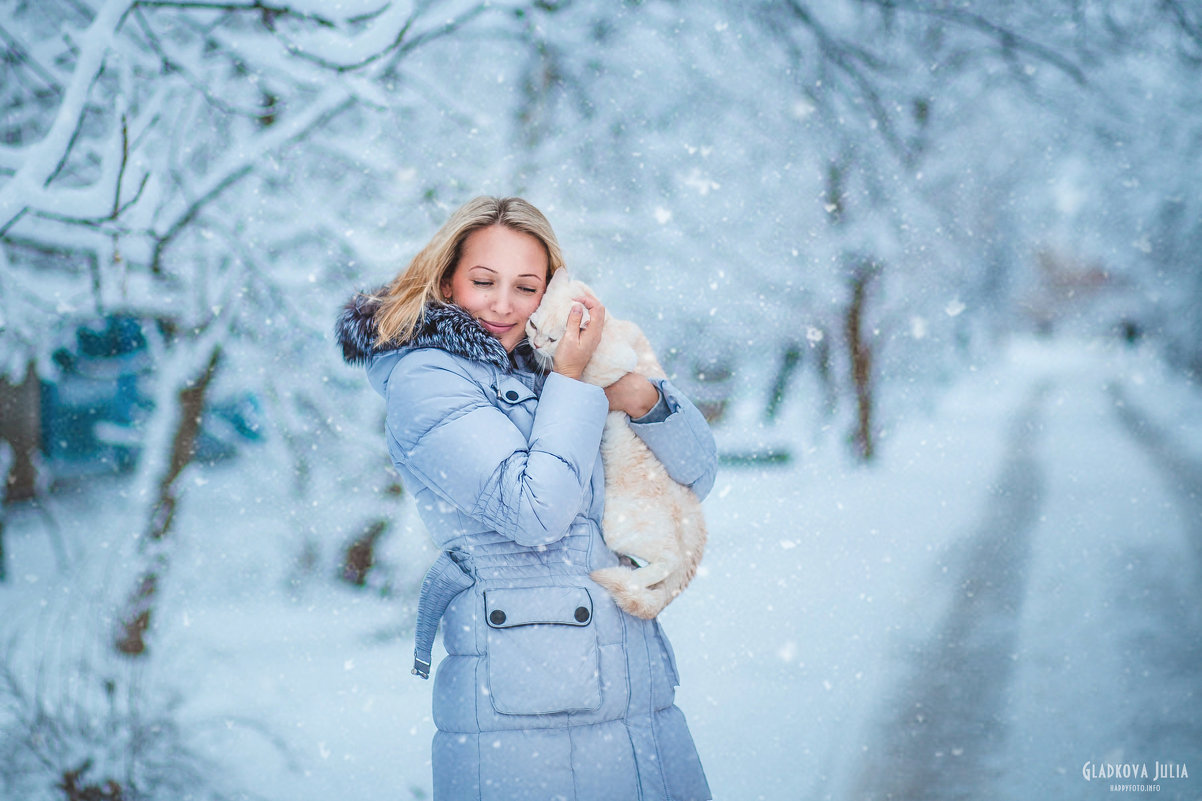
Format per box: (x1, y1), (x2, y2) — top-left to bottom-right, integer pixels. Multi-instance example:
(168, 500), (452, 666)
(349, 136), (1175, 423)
(547, 268), (569, 292)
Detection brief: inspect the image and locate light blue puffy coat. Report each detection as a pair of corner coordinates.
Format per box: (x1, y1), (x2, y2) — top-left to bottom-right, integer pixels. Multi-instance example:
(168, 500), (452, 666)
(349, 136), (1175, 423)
(337, 298), (716, 801)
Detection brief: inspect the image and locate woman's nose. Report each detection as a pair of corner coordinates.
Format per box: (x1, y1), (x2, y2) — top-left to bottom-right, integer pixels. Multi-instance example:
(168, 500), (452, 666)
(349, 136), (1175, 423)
(493, 292), (514, 314)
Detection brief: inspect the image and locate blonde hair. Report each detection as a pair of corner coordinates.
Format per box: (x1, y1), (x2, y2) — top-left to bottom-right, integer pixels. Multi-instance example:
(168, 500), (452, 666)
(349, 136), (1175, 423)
(372, 196), (565, 346)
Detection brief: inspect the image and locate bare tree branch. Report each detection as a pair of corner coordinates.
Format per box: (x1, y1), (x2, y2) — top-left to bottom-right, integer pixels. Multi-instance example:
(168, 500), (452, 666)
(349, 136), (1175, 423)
(0, 23), (64, 95)
(112, 114), (131, 219)
(0, 0), (130, 231)
(386, 3), (494, 69)
(1161, 0), (1202, 58)
(871, 0), (1089, 85)
(131, 7), (270, 121)
(150, 87), (355, 272)
(778, 0), (913, 160)
(27, 175), (151, 230)
(133, 0), (343, 28)
(272, 3), (424, 73)
(265, 0), (496, 74)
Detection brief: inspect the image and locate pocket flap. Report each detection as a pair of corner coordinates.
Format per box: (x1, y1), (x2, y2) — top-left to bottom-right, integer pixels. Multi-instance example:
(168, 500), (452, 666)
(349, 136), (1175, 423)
(494, 377), (536, 405)
(484, 586), (593, 628)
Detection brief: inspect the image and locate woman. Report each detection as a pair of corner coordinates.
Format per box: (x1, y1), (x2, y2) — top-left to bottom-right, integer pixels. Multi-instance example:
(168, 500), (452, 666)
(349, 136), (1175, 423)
(336, 196), (716, 801)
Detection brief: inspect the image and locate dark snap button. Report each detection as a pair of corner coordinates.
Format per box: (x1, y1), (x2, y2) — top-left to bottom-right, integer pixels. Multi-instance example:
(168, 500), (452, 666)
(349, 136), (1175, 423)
(504, 390), (519, 401)
(574, 606), (590, 623)
(490, 609), (507, 626)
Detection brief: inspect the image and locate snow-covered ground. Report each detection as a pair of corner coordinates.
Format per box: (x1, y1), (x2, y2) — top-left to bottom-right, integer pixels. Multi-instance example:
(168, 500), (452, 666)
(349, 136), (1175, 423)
(2, 334), (1200, 800)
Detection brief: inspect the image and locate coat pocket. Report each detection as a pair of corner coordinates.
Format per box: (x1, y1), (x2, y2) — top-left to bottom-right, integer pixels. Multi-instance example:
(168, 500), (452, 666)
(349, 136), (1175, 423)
(484, 586), (602, 715)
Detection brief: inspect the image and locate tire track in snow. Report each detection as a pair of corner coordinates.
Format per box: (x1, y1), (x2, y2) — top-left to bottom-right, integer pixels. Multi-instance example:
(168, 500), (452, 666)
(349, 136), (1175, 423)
(850, 380), (1051, 801)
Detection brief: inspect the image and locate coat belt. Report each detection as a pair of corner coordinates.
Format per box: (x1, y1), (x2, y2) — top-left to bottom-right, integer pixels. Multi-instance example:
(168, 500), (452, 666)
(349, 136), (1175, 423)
(412, 549), (474, 679)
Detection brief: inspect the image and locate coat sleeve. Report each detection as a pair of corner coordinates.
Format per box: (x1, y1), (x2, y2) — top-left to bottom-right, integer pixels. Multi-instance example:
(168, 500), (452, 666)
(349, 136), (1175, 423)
(385, 351), (609, 547)
(628, 378), (718, 500)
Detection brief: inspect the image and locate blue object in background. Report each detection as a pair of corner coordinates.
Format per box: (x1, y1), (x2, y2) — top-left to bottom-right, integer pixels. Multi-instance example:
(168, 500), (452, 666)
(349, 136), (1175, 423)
(39, 315), (261, 478)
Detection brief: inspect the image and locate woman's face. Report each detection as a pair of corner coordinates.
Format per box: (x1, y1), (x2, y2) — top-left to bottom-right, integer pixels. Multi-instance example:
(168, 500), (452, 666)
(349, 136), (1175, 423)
(442, 225), (548, 352)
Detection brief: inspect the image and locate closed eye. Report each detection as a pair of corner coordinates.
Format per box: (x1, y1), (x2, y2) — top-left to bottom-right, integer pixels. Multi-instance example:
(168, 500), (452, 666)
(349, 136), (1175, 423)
(527, 323), (557, 343)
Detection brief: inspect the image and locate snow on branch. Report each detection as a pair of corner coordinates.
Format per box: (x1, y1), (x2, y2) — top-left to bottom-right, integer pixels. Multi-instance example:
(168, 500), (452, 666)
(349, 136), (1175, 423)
(269, 0), (499, 73)
(771, 0), (912, 160)
(0, 0), (425, 241)
(875, 0), (1088, 85)
(149, 86), (356, 272)
(0, 0), (131, 233)
(132, 0), (344, 28)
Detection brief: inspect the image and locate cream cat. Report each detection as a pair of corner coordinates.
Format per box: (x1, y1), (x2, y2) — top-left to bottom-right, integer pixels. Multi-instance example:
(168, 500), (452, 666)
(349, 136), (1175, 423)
(525, 269), (707, 619)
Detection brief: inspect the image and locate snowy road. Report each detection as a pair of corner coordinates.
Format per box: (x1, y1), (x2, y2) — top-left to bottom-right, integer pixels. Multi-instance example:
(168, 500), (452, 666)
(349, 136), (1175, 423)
(674, 340), (1202, 801)
(851, 380), (1051, 800)
(847, 368), (1202, 800)
(848, 351), (1202, 801)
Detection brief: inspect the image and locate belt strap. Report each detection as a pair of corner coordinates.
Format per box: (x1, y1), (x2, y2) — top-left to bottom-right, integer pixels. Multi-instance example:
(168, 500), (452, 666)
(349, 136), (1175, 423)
(412, 550), (474, 679)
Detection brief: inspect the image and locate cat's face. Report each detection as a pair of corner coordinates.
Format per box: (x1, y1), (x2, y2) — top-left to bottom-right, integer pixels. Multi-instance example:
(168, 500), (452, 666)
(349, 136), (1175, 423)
(526, 269), (589, 368)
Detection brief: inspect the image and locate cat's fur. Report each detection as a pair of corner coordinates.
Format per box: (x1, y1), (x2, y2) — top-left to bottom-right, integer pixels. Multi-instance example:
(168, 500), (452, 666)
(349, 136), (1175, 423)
(526, 269), (707, 619)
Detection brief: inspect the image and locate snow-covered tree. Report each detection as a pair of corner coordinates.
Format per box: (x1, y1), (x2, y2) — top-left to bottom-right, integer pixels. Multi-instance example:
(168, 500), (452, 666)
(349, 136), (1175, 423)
(3, 0), (1198, 654)
(0, 0), (546, 652)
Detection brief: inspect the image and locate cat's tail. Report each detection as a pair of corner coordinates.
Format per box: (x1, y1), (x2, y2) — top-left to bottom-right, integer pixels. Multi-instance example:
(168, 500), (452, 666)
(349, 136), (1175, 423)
(590, 566), (675, 620)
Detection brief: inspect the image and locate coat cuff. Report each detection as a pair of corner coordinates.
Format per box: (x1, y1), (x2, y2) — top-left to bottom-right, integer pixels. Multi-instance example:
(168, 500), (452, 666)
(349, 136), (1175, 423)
(630, 385), (671, 424)
(628, 378), (717, 498)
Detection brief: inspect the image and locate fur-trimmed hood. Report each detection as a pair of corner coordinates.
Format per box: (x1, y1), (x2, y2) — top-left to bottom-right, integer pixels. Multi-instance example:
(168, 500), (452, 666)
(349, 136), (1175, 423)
(336, 290), (543, 377)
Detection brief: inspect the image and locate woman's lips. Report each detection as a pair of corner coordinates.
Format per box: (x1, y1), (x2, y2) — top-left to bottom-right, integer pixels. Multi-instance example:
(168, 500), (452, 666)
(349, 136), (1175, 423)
(480, 320), (515, 335)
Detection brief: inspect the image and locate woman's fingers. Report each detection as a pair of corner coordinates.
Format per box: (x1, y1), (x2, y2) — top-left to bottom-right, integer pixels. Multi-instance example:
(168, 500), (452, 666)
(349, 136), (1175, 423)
(566, 301), (585, 332)
(553, 298), (605, 380)
(575, 296), (604, 337)
(576, 303), (604, 355)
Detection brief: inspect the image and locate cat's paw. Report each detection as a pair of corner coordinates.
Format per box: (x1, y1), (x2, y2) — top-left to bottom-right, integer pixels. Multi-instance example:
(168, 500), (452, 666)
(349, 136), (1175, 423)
(590, 566), (669, 619)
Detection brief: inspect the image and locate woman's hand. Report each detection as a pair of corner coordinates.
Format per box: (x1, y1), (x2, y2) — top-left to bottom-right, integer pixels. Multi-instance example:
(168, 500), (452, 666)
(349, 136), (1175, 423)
(604, 372), (659, 418)
(552, 295), (605, 380)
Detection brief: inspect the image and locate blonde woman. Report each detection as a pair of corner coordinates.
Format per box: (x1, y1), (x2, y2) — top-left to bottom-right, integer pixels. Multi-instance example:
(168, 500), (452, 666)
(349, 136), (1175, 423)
(337, 196), (715, 800)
